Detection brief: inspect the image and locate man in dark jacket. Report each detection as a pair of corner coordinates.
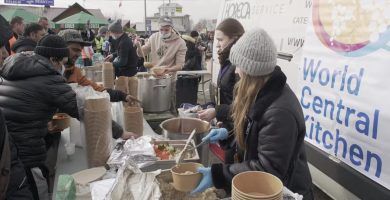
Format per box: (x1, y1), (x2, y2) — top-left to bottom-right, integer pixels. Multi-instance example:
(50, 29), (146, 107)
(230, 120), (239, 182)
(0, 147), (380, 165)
(12, 23), (46, 53)
(38, 17), (55, 35)
(0, 14), (34, 200)
(105, 20), (138, 77)
(0, 35), (79, 200)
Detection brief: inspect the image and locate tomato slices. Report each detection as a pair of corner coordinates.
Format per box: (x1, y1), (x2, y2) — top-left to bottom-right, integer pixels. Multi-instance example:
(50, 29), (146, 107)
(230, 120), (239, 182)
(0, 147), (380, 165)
(153, 144), (177, 160)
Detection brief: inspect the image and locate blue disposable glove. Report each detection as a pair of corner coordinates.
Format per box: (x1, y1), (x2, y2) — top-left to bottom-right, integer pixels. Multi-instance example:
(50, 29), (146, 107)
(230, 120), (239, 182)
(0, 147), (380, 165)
(191, 167), (213, 194)
(202, 128), (228, 143)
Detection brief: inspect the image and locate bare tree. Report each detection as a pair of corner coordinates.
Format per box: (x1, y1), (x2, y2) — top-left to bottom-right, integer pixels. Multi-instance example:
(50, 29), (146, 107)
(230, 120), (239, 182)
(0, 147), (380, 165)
(193, 19), (208, 32)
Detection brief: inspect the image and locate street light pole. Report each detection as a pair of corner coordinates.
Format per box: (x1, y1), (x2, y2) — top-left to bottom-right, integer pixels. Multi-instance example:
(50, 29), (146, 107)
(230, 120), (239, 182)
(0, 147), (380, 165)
(144, 0), (147, 35)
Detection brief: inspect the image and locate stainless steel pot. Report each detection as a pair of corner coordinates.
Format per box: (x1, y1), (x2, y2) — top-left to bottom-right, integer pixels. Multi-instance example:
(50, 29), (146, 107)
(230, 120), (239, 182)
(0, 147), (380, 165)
(160, 117), (211, 165)
(138, 75), (172, 113)
(83, 64), (102, 82)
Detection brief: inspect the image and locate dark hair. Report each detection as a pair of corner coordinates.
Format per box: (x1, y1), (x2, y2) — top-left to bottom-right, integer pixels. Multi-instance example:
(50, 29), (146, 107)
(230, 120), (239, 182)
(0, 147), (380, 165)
(190, 30), (199, 38)
(10, 16), (24, 26)
(23, 23), (44, 37)
(216, 18), (244, 39)
(38, 17), (48, 22)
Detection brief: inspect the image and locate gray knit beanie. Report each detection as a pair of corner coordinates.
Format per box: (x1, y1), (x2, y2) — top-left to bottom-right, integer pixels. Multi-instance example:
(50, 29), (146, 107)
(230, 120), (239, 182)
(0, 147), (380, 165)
(108, 20), (122, 33)
(229, 28), (277, 76)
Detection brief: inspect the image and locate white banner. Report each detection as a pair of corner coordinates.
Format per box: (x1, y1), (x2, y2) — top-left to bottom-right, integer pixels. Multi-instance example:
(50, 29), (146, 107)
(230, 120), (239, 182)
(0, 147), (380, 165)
(213, 0), (312, 88)
(298, 0), (390, 189)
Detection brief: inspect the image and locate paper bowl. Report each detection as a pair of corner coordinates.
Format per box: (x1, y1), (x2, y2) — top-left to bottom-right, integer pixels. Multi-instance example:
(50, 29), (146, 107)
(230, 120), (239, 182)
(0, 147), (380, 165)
(152, 67), (165, 76)
(144, 62), (154, 68)
(232, 171), (283, 199)
(52, 113), (71, 129)
(171, 162), (203, 192)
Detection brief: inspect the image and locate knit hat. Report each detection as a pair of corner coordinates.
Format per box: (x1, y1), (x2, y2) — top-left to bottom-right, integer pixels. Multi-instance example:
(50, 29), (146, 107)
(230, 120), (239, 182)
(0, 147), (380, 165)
(229, 28), (277, 76)
(158, 16), (173, 27)
(108, 20), (122, 33)
(98, 26), (108, 35)
(12, 37), (37, 53)
(58, 29), (91, 46)
(34, 35), (69, 58)
(190, 30), (199, 38)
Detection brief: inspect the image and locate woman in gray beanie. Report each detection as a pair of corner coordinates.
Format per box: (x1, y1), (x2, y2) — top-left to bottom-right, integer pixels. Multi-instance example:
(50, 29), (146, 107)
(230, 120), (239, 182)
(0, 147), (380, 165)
(193, 29), (314, 199)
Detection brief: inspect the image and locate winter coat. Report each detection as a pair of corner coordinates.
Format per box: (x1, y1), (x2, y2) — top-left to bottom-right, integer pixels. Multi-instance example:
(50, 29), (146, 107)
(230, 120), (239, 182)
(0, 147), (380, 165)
(0, 53), (79, 168)
(214, 61), (238, 129)
(211, 67), (314, 199)
(138, 31), (187, 70)
(1, 110), (33, 199)
(182, 36), (202, 71)
(112, 33), (138, 77)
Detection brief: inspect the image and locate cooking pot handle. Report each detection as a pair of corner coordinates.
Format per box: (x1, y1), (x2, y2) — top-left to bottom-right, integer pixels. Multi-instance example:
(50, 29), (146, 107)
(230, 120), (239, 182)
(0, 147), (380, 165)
(153, 84), (167, 88)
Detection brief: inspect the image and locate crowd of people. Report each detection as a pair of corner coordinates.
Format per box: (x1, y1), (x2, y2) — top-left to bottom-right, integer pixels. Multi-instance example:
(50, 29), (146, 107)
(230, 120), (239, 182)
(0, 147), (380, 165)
(0, 12), (314, 200)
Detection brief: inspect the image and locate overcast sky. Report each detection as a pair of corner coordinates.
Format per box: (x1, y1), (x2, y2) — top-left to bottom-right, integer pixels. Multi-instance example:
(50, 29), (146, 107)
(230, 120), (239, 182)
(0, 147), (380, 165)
(51, 0), (223, 23)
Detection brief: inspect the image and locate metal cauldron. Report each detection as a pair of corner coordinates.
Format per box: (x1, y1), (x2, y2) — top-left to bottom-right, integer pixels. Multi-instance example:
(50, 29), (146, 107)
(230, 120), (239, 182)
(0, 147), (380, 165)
(83, 64), (102, 82)
(160, 117), (211, 165)
(138, 74), (172, 113)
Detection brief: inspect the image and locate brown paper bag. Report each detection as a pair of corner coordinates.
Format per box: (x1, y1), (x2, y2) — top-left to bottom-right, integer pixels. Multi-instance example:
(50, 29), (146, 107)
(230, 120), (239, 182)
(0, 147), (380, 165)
(127, 76), (138, 99)
(115, 76), (129, 94)
(84, 108), (112, 167)
(123, 106), (143, 136)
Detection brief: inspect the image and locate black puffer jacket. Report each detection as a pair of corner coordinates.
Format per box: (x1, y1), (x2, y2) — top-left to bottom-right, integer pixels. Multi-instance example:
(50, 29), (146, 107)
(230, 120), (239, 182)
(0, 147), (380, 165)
(215, 61), (238, 129)
(211, 67), (314, 199)
(0, 53), (79, 168)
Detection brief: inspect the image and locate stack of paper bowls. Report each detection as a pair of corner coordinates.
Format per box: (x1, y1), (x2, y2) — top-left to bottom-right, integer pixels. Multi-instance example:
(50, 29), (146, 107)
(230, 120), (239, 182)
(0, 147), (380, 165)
(102, 62), (114, 89)
(84, 97), (112, 167)
(232, 171), (283, 200)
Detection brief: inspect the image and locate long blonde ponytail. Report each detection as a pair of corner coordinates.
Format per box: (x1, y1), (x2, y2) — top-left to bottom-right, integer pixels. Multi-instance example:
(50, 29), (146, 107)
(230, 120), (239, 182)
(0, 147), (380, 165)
(232, 73), (268, 149)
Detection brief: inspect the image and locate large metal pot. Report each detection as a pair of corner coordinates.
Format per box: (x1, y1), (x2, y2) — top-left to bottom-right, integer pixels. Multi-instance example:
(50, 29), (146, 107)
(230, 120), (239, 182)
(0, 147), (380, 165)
(160, 117), (211, 165)
(83, 64), (102, 82)
(138, 75), (172, 113)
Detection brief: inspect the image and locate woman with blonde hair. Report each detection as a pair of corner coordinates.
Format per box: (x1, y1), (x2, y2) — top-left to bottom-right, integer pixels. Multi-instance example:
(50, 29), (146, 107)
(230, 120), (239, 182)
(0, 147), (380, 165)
(192, 29), (314, 199)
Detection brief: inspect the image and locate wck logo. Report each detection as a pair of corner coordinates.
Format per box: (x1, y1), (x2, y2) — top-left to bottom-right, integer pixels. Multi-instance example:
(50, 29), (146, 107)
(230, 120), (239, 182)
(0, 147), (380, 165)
(312, 0), (390, 57)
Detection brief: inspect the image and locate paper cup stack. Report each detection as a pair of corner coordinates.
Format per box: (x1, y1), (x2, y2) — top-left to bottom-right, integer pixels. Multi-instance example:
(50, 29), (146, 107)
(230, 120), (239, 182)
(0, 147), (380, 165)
(84, 96), (112, 167)
(114, 76), (129, 94)
(102, 62), (114, 89)
(123, 106), (143, 137)
(232, 171), (283, 200)
(127, 76), (138, 100)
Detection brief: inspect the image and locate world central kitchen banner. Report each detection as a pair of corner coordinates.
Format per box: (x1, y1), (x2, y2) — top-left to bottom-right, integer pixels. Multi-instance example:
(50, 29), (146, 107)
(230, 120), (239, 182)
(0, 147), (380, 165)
(299, 0), (390, 189)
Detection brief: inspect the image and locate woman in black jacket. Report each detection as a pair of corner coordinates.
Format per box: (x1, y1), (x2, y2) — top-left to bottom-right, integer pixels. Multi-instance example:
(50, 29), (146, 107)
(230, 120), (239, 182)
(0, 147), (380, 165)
(198, 18), (244, 127)
(0, 35), (79, 200)
(192, 29), (314, 199)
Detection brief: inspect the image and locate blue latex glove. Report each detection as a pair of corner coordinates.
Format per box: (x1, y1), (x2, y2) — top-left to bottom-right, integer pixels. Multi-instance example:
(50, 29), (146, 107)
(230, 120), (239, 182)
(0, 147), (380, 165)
(202, 128), (228, 143)
(191, 167), (213, 194)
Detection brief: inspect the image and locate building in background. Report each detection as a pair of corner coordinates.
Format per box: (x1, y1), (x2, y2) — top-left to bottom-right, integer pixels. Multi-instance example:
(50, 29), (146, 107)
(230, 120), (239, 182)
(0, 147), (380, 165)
(136, 3), (190, 35)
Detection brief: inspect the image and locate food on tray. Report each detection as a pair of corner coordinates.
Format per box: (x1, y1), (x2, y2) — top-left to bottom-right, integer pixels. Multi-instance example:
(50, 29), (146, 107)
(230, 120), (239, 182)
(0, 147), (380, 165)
(153, 143), (194, 160)
(154, 143), (177, 160)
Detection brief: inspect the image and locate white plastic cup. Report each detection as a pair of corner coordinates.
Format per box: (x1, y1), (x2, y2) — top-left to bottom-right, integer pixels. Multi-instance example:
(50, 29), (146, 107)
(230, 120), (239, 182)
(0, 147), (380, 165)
(65, 142), (76, 156)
